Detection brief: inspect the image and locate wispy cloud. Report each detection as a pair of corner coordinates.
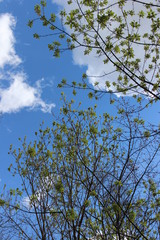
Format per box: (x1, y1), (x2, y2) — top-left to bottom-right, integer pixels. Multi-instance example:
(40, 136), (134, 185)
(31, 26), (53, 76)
(0, 13), (55, 114)
(22, 196), (31, 209)
(0, 73), (55, 113)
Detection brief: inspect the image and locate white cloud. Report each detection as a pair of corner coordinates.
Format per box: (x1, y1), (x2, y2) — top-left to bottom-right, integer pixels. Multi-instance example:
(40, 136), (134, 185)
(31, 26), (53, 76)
(22, 196), (31, 209)
(0, 13), (21, 68)
(0, 73), (55, 113)
(0, 13), (55, 113)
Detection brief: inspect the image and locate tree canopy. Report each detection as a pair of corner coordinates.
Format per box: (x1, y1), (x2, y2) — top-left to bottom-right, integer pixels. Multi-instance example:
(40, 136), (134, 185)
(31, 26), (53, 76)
(0, 0), (160, 239)
(30, 0), (160, 100)
(0, 97), (160, 239)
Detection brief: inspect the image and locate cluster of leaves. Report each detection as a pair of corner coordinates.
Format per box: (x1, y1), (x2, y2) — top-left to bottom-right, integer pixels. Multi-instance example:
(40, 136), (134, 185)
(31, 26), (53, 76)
(29, 0), (160, 100)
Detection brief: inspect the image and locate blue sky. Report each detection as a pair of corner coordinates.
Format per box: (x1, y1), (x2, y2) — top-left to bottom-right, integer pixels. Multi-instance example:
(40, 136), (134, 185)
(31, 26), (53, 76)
(0, 0), (63, 186)
(0, 0), (159, 190)
(0, 0), (101, 188)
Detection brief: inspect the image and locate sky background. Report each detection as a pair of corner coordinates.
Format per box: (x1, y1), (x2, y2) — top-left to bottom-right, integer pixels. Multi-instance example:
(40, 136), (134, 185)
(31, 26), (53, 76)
(0, 0), (102, 189)
(0, 0), (159, 190)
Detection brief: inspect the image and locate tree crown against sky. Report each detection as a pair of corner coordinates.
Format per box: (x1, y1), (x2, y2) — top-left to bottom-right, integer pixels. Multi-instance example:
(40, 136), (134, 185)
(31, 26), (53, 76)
(0, 0), (160, 239)
(30, 0), (160, 101)
(1, 97), (160, 240)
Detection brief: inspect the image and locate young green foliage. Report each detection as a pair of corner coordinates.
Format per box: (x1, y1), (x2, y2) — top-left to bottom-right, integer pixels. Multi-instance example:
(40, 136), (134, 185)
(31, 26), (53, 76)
(1, 97), (160, 239)
(30, 0), (160, 100)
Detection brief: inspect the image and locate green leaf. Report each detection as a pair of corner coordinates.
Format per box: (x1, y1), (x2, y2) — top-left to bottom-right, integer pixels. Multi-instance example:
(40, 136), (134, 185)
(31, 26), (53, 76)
(73, 89), (77, 96)
(50, 13), (56, 22)
(34, 5), (41, 16)
(33, 33), (40, 39)
(27, 20), (33, 28)
(82, 73), (87, 79)
(27, 147), (36, 157)
(40, 0), (47, 7)
(88, 92), (93, 99)
(0, 199), (6, 206)
(67, 208), (77, 221)
(144, 130), (150, 138)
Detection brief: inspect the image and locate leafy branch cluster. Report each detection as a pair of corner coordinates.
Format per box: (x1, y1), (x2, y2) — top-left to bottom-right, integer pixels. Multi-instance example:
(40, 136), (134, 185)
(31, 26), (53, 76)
(30, 0), (160, 100)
